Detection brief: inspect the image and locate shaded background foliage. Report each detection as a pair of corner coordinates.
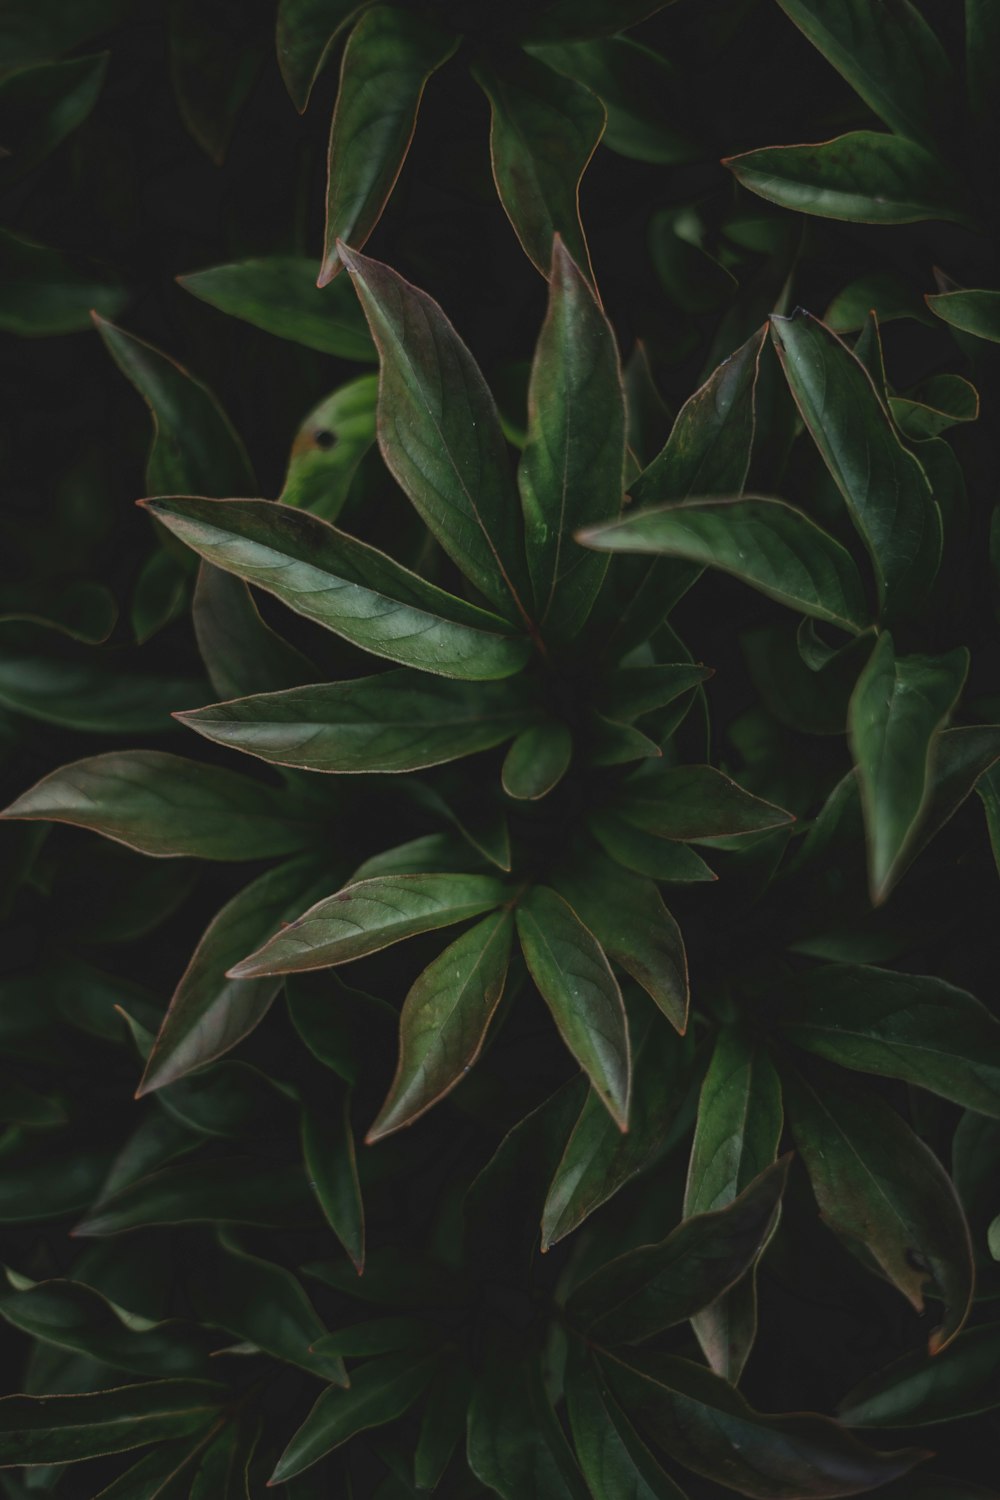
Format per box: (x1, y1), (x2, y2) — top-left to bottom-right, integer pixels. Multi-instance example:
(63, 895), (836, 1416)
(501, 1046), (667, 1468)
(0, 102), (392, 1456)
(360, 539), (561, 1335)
(2, 0), (1000, 1496)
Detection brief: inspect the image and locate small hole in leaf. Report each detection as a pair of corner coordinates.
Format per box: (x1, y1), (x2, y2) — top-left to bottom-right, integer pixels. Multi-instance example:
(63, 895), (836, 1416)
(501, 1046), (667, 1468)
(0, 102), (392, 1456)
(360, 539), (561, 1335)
(314, 429), (335, 450)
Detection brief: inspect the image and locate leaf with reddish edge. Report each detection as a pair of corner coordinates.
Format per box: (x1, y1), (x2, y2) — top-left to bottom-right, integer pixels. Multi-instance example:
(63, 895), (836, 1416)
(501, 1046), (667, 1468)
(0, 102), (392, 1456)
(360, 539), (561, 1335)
(926, 289), (1000, 344)
(178, 256), (373, 361)
(783, 1061), (974, 1354)
(318, 7), (457, 286)
(337, 245), (535, 626)
(839, 1322), (1000, 1428)
(612, 765), (794, 842)
(516, 885), (631, 1130)
(276, 0), (368, 112)
(599, 1349), (928, 1498)
(588, 810), (717, 882)
(473, 50), (605, 283)
(191, 565), (314, 702)
(565, 1346), (693, 1499)
(138, 856), (331, 1095)
(302, 1090), (366, 1273)
(366, 909), (514, 1141)
(502, 721), (573, 799)
(227, 873), (508, 978)
(0, 1382), (226, 1467)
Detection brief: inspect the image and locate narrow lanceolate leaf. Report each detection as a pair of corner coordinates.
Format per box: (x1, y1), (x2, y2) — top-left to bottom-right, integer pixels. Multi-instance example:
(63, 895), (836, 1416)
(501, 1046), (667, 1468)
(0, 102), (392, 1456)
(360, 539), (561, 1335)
(598, 665), (712, 723)
(518, 237), (625, 640)
(142, 498), (529, 681)
(613, 765), (794, 842)
(685, 1030), (783, 1382)
(276, 0), (366, 111)
(337, 246), (533, 622)
(770, 312), (941, 619)
(473, 52), (605, 281)
(517, 886), (631, 1130)
(72, 1159), (319, 1236)
(588, 810), (717, 882)
(302, 1091), (365, 1271)
(139, 856), (329, 1094)
(725, 133), (971, 227)
(553, 854), (688, 1033)
(192, 565), (314, 702)
(839, 1322), (1000, 1428)
(0, 1276), (205, 1377)
(0, 53), (109, 178)
(0, 752), (313, 860)
(565, 1352), (691, 1500)
(773, 965), (1000, 1117)
(93, 317), (254, 496)
(773, 0), (955, 149)
(178, 672), (534, 774)
(467, 1350), (590, 1500)
(0, 229), (126, 334)
(784, 1064), (974, 1354)
(502, 721), (573, 799)
(269, 1353), (439, 1483)
(367, 910), (514, 1140)
(601, 1351), (927, 1499)
(848, 633), (968, 903)
(0, 1381), (225, 1466)
(925, 289), (1000, 344)
(228, 873), (508, 978)
(178, 256), (374, 360)
(581, 496), (870, 632)
(319, 8), (456, 285)
(568, 1157), (789, 1344)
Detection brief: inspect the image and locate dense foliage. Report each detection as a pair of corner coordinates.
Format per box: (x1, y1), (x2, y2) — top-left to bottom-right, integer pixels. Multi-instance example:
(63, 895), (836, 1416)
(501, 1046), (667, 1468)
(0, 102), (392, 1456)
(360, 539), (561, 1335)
(3, 1), (1000, 1495)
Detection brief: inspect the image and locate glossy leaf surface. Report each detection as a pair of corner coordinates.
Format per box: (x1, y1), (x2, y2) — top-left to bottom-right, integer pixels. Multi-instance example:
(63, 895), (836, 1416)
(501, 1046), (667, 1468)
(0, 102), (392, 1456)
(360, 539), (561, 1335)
(178, 255), (374, 360)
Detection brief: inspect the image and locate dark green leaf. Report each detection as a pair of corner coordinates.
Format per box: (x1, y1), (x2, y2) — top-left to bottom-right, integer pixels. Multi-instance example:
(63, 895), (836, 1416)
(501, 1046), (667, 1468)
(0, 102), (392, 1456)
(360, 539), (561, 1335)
(0, 652), (203, 733)
(72, 1158), (320, 1236)
(613, 765), (794, 841)
(168, 0), (264, 164)
(142, 497), (530, 680)
(279, 376), (378, 520)
(0, 579), (117, 644)
(192, 565), (314, 702)
(839, 1322), (1000, 1427)
(319, 8), (457, 285)
(467, 1349), (589, 1500)
(276, 0), (366, 110)
(269, 1353), (438, 1483)
(784, 1064), (974, 1353)
(179, 256), (374, 361)
(582, 496), (870, 632)
(889, 374), (979, 440)
(0, 52), (108, 176)
(565, 1352), (691, 1500)
(601, 1350), (926, 1498)
(518, 237), (624, 640)
(848, 632), (968, 902)
(596, 665), (711, 725)
(229, 873), (508, 977)
(925, 289), (1000, 344)
(725, 132), (972, 227)
(588, 810), (717, 882)
(519, 1), (677, 43)
(516, 884), (630, 1129)
(502, 721), (573, 799)
(302, 1091), (365, 1270)
(1, 751), (314, 860)
(131, 549), (187, 645)
(414, 1363), (468, 1492)
(0, 1381), (224, 1467)
(178, 671), (534, 774)
(367, 909), (514, 1140)
(0, 229), (126, 335)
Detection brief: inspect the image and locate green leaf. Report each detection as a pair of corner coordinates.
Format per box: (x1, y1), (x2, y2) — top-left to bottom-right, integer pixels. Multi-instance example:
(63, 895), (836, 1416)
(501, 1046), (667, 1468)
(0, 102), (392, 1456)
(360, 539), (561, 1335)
(279, 377), (378, 521)
(518, 237), (625, 640)
(588, 810), (717, 882)
(784, 1063), (973, 1353)
(178, 256), (374, 361)
(725, 132), (971, 227)
(188, 1421), (256, 1500)
(72, 1158), (319, 1236)
(684, 1029), (783, 1381)
(0, 0), (130, 69)
(130, 549), (187, 645)
(276, 0), (366, 110)
(773, 0), (955, 149)
(467, 1349), (590, 1500)
(568, 1157), (789, 1343)
(519, 1), (677, 43)
(318, 7), (457, 285)
(612, 765), (794, 841)
(848, 632), (968, 902)
(228, 873), (508, 978)
(367, 909), (514, 1141)
(138, 855), (329, 1093)
(770, 311), (941, 619)
(542, 1007), (688, 1250)
(596, 665), (712, 725)
(553, 853), (688, 1032)
(826, 271), (935, 332)
(90, 1436), (209, 1499)
(0, 1141), (113, 1224)
(516, 885), (631, 1129)
(142, 497), (530, 681)
(269, 1353), (439, 1483)
(0, 653), (201, 733)
(0, 228), (126, 335)
(889, 374), (979, 440)
(414, 1363), (468, 1491)
(94, 318), (254, 496)
(0, 1276), (205, 1377)
(0, 1381), (224, 1466)
(0, 579), (117, 644)
(527, 38), (697, 166)
(925, 289), (1000, 344)
(301, 1090), (365, 1271)
(192, 566), (314, 702)
(178, 671), (534, 774)
(839, 1322), (1000, 1427)
(601, 1350), (926, 1498)
(473, 49), (603, 283)
(0, 52), (108, 177)
(771, 964), (1000, 1118)
(565, 1352), (691, 1500)
(188, 1234), (346, 1383)
(502, 721), (573, 799)
(0, 751), (315, 860)
(581, 496), (870, 632)
(168, 0), (264, 164)
(338, 245), (533, 623)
